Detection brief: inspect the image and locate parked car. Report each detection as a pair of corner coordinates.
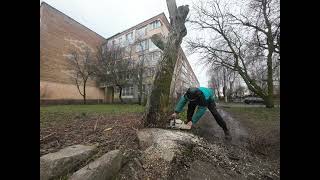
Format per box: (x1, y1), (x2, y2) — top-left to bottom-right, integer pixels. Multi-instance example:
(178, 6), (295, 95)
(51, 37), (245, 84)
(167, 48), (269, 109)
(244, 97), (265, 104)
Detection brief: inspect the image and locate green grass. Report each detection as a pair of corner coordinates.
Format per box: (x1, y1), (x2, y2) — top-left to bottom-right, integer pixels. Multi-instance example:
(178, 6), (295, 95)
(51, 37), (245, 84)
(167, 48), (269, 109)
(221, 106), (280, 136)
(41, 104), (145, 114)
(224, 107), (280, 122)
(178, 106), (280, 124)
(40, 104), (145, 124)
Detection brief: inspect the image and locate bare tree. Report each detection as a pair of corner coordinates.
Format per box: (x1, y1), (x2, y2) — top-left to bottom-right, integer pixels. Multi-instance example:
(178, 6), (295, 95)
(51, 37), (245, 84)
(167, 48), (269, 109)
(234, 85), (246, 98)
(188, 0), (279, 108)
(144, 0), (189, 127)
(133, 38), (149, 105)
(208, 65), (238, 102)
(67, 48), (96, 104)
(95, 44), (136, 103)
(136, 55), (145, 105)
(208, 67), (223, 99)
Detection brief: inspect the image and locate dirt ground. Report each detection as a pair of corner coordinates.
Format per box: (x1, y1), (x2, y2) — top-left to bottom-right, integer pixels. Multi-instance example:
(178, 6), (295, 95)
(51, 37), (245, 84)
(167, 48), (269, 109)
(40, 112), (144, 158)
(116, 108), (280, 180)
(221, 107), (280, 162)
(40, 106), (280, 180)
(188, 108), (280, 179)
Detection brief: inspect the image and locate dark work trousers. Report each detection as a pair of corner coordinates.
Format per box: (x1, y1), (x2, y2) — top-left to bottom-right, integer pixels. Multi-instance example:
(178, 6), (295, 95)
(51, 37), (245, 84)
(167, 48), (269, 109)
(187, 101), (228, 131)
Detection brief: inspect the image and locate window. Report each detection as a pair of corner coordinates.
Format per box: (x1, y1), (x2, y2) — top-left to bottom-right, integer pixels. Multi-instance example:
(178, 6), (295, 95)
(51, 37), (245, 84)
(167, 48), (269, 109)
(142, 84), (146, 93)
(107, 41), (113, 48)
(136, 26), (147, 38)
(115, 86), (123, 93)
(122, 86), (134, 96)
(148, 51), (160, 65)
(182, 65), (187, 74)
(122, 87), (126, 96)
(125, 32), (134, 43)
(181, 72), (186, 80)
(136, 40), (148, 52)
(149, 20), (161, 30)
(130, 86), (134, 95)
(114, 50), (122, 60)
(118, 36), (126, 47)
(145, 84), (152, 94)
(148, 39), (158, 51)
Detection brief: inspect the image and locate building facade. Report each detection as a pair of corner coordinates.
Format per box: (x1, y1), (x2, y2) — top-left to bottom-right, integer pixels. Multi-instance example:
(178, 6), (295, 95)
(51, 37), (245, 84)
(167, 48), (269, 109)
(40, 2), (199, 104)
(102, 13), (199, 103)
(40, 2), (105, 104)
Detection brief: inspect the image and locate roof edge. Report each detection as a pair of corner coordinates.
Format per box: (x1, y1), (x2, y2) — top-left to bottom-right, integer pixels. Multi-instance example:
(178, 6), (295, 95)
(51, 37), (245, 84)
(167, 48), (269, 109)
(106, 12), (171, 40)
(40, 1), (106, 40)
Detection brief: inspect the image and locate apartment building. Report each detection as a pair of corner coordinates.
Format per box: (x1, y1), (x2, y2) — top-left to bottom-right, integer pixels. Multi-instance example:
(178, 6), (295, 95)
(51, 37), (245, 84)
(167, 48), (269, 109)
(102, 13), (199, 102)
(40, 2), (199, 104)
(40, 2), (105, 104)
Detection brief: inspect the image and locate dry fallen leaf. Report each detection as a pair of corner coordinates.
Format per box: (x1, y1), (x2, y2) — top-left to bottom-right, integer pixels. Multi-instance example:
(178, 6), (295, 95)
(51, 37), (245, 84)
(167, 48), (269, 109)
(104, 128), (112, 131)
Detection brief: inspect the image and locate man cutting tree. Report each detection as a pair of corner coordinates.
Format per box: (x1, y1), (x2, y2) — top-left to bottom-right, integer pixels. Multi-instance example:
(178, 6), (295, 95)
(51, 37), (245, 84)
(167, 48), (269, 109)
(172, 87), (232, 140)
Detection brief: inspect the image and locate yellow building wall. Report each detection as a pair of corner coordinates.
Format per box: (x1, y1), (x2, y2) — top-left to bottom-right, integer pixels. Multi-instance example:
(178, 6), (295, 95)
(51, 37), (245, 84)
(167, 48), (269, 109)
(40, 81), (104, 100)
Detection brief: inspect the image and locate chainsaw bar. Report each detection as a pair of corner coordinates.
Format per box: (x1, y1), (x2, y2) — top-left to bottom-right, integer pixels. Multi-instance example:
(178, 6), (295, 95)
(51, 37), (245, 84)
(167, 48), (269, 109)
(167, 119), (191, 130)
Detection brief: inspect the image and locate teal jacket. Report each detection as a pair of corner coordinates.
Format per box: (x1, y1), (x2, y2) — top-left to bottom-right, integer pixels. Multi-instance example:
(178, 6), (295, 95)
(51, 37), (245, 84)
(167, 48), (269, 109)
(175, 87), (215, 124)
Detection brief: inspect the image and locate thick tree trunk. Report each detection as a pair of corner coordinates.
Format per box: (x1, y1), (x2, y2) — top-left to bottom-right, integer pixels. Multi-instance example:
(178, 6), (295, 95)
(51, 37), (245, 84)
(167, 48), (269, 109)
(223, 68), (228, 103)
(138, 59), (144, 105)
(263, 0), (275, 108)
(144, 36), (179, 127)
(266, 53), (274, 108)
(144, 0), (189, 127)
(83, 81), (86, 104)
(223, 86), (228, 103)
(138, 94), (142, 105)
(118, 86), (123, 103)
(138, 83), (142, 105)
(138, 85), (143, 105)
(217, 88), (221, 100)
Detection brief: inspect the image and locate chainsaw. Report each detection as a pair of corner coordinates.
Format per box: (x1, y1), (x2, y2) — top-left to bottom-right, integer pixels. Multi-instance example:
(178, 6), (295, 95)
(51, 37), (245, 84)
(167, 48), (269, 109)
(168, 117), (191, 130)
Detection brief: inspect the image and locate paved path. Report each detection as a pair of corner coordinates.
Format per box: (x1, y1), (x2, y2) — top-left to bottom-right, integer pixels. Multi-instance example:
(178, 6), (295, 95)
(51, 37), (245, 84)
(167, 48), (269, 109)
(216, 103), (280, 108)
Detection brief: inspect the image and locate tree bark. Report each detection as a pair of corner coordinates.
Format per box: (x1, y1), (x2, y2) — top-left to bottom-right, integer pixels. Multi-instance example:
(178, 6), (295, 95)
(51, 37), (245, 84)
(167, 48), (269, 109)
(263, 0), (275, 108)
(138, 58), (144, 105)
(266, 52), (274, 108)
(223, 68), (228, 103)
(217, 88), (221, 100)
(144, 0), (189, 127)
(83, 83), (86, 104)
(118, 86), (123, 103)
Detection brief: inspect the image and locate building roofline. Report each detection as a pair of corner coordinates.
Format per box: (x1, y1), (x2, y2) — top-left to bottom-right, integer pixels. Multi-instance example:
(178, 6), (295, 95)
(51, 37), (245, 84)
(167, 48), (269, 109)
(40, 1), (106, 40)
(103, 11), (199, 85)
(106, 12), (171, 40)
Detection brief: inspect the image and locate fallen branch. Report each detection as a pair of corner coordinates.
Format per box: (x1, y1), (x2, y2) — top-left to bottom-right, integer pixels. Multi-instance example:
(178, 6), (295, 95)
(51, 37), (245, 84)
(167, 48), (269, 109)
(93, 118), (99, 132)
(93, 117), (102, 132)
(131, 126), (139, 132)
(40, 132), (56, 142)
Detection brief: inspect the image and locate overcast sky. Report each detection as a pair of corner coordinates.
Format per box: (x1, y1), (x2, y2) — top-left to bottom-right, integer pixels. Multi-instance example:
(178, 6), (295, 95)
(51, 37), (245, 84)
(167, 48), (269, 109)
(40, 0), (209, 86)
